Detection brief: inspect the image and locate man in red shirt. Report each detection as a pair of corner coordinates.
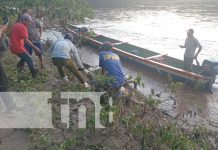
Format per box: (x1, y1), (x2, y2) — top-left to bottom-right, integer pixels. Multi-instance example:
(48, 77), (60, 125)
(10, 14), (40, 77)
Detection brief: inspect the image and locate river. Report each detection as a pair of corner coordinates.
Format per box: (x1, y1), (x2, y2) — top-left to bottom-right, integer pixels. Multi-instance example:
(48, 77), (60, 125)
(80, 0), (218, 130)
(46, 0), (218, 130)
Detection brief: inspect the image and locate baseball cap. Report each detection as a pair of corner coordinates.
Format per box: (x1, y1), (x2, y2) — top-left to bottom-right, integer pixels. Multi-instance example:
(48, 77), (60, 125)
(64, 33), (74, 42)
(20, 14), (32, 22)
(187, 28), (194, 34)
(101, 41), (112, 51)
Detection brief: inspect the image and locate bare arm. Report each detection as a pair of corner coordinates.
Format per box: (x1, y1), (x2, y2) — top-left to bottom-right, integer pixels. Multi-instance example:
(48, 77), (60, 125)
(179, 45), (185, 48)
(179, 40), (186, 48)
(39, 26), (43, 38)
(69, 44), (83, 69)
(24, 38), (41, 54)
(194, 45), (202, 59)
(35, 19), (43, 38)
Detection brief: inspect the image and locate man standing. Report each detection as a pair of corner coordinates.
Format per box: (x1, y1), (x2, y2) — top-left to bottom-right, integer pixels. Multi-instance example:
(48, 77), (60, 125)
(51, 33), (89, 87)
(0, 25), (16, 112)
(180, 29), (202, 71)
(24, 10), (44, 68)
(0, 25), (8, 90)
(99, 41), (125, 91)
(9, 14), (40, 77)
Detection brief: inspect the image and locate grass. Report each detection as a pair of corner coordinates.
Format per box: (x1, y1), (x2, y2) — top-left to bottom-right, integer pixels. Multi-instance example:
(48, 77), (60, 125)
(2, 50), (217, 149)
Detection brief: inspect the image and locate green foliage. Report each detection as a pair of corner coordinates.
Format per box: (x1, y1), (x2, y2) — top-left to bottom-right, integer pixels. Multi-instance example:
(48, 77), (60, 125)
(28, 129), (51, 149)
(146, 95), (161, 107)
(78, 28), (97, 45)
(87, 114), (96, 132)
(133, 73), (145, 88)
(2, 42), (215, 149)
(0, 0), (94, 25)
(167, 82), (184, 93)
(58, 138), (77, 150)
(92, 70), (114, 90)
(3, 53), (49, 91)
(194, 80), (205, 90)
(83, 28), (96, 37)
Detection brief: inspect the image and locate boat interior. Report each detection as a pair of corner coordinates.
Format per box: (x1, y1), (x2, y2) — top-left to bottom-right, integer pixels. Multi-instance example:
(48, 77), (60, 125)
(93, 35), (200, 73)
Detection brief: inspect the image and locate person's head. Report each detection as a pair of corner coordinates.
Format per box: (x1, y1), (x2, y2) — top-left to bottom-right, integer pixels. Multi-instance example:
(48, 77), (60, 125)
(20, 14), (32, 26)
(79, 27), (88, 33)
(101, 41), (112, 51)
(64, 33), (74, 43)
(22, 9), (30, 15)
(187, 29), (194, 37)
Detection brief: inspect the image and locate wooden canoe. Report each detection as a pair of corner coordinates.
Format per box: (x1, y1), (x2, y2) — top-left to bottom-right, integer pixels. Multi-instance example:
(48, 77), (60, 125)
(65, 25), (217, 90)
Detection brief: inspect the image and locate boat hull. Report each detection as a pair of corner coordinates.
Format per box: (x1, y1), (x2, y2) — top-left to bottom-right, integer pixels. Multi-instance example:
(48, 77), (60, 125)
(65, 25), (215, 90)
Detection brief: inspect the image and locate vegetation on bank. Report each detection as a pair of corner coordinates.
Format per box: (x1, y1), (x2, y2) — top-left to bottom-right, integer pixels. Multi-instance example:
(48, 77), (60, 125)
(2, 46), (217, 149)
(0, 0), (94, 30)
(1, 1), (217, 149)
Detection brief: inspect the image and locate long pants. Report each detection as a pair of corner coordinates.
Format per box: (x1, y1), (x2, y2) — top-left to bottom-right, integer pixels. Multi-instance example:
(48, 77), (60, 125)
(17, 52), (36, 77)
(24, 41), (43, 56)
(22, 42), (43, 68)
(184, 56), (194, 71)
(52, 57), (85, 84)
(0, 60), (15, 110)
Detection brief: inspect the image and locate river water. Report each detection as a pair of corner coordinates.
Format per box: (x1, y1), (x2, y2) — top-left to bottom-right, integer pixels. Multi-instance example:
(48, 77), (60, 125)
(78, 0), (218, 130)
(81, 0), (218, 130)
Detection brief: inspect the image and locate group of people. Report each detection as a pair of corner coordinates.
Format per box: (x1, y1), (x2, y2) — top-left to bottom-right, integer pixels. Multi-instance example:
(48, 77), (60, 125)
(0, 24), (16, 112)
(49, 35), (125, 90)
(0, 8), (203, 112)
(10, 13), (42, 77)
(0, 9), (43, 112)
(0, 9), (126, 110)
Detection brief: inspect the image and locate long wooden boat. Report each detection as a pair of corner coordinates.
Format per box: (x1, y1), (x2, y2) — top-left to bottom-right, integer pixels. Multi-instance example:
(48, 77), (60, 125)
(64, 25), (218, 90)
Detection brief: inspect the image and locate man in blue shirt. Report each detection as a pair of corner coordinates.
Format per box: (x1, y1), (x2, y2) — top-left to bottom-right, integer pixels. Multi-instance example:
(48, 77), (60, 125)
(99, 41), (125, 90)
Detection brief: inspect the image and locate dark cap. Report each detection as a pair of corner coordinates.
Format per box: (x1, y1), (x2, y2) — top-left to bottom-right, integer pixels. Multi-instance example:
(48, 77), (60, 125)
(101, 41), (112, 51)
(20, 14), (32, 22)
(187, 29), (194, 34)
(64, 33), (74, 42)
(79, 27), (88, 33)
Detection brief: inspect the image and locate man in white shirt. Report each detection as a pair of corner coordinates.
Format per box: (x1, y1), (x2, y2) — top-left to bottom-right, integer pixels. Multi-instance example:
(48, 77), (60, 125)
(180, 29), (202, 71)
(50, 33), (89, 87)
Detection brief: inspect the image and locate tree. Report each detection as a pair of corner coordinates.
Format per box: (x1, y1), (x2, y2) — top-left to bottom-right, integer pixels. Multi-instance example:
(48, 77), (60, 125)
(0, 0), (93, 26)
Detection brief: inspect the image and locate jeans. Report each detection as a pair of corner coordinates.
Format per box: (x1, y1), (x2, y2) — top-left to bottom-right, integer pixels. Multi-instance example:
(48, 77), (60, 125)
(24, 42), (44, 68)
(24, 41), (43, 56)
(52, 57), (85, 83)
(92, 77), (124, 93)
(17, 53), (36, 77)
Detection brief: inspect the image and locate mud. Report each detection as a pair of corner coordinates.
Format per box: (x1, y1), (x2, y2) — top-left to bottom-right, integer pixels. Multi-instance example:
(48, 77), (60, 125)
(78, 45), (218, 132)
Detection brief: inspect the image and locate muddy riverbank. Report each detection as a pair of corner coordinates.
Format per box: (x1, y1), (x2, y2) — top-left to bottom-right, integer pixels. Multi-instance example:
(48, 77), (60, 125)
(0, 43), (217, 149)
(78, 44), (218, 132)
